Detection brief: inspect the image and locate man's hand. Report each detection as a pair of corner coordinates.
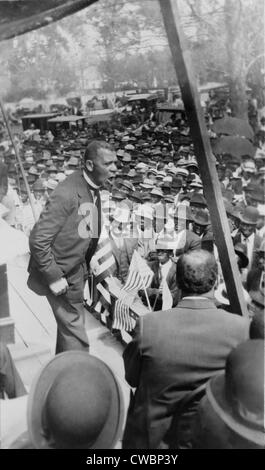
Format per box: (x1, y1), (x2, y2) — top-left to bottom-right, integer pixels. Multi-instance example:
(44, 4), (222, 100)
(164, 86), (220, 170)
(49, 278), (68, 296)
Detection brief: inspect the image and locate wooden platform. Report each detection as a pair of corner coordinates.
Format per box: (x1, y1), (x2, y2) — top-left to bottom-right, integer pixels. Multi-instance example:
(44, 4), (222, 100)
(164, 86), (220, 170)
(6, 256), (131, 427)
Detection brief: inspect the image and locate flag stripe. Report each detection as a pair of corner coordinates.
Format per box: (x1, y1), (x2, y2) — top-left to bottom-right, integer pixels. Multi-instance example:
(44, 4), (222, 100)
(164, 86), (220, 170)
(96, 257), (115, 276)
(94, 241), (113, 260)
(97, 281), (111, 304)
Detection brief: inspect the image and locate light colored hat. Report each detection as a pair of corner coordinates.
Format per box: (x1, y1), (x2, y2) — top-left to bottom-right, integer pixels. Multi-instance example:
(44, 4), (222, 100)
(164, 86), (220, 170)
(156, 171), (167, 179)
(242, 160), (256, 173)
(55, 173), (66, 182)
(254, 149), (265, 160)
(135, 205), (153, 220)
(257, 204), (265, 217)
(122, 152), (131, 162)
(124, 144), (135, 150)
(150, 188), (163, 197)
(135, 162), (147, 170)
(156, 235), (178, 250)
(163, 176), (173, 183)
(140, 178), (154, 189)
(25, 156), (34, 164)
(175, 168), (189, 177)
(68, 156), (79, 167)
(46, 179), (58, 191)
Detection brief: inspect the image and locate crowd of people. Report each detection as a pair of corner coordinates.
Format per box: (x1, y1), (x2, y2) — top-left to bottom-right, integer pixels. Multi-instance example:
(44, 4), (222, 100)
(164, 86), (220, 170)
(0, 96), (264, 449)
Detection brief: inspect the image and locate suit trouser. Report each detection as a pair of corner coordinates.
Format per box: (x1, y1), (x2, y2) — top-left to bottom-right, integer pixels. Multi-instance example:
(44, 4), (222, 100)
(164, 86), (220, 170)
(46, 264), (89, 354)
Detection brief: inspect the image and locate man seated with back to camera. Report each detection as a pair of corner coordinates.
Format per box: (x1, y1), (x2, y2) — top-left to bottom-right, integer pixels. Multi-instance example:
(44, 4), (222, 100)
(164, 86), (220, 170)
(122, 249), (250, 449)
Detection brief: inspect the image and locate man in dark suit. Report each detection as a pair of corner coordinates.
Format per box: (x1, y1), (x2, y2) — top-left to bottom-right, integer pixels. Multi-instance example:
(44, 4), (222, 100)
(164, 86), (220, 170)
(28, 141), (117, 354)
(232, 206), (262, 272)
(122, 250), (249, 449)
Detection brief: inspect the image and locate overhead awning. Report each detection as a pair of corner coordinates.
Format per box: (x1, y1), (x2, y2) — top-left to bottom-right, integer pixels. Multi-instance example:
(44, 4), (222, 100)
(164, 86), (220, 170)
(48, 115), (87, 122)
(0, 0), (98, 42)
(127, 94), (158, 102)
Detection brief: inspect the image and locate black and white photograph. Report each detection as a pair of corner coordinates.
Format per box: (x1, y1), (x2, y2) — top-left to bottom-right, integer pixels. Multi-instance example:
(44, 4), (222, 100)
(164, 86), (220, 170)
(0, 0), (264, 455)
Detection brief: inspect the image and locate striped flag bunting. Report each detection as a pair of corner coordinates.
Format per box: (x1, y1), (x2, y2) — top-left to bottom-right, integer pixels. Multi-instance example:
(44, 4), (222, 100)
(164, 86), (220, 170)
(89, 226), (116, 314)
(112, 250), (153, 331)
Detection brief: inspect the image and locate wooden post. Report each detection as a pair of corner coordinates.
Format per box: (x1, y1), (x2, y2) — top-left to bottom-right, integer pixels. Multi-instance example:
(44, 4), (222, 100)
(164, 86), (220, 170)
(159, 0), (248, 316)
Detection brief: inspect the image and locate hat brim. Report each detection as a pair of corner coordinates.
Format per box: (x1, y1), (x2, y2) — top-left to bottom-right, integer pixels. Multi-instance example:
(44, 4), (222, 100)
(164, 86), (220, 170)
(27, 352), (124, 449)
(239, 216), (258, 225)
(207, 375), (264, 446)
(193, 219), (209, 226)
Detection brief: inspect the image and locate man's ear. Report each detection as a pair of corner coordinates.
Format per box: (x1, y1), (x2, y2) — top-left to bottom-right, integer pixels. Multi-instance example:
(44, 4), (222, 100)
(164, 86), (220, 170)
(85, 160), (94, 172)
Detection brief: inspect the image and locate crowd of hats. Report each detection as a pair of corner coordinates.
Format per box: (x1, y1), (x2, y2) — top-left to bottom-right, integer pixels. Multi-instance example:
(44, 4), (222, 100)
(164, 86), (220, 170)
(1, 105), (265, 231)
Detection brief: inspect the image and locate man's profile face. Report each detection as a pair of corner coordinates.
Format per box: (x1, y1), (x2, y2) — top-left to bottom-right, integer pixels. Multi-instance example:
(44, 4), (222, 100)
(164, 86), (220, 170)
(240, 222), (256, 238)
(86, 148), (117, 186)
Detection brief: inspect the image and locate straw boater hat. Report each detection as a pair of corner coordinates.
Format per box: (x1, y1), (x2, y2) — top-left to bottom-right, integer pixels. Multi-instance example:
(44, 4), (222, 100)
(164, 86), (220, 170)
(205, 340), (264, 448)
(27, 352), (124, 449)
(156, 233), (179, 251)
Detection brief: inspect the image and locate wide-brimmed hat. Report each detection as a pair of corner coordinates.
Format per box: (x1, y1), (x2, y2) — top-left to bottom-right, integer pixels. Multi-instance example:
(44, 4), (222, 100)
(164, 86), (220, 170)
(205, 340), (264, 447)
(239, 206), (259, 225)
(193, 210), (210, 226)
(120, 180), (134, 192)
(150, 188), (163, 198)
(175, 168), (189, 177)
(242, 160), (256, 173)
(156, 234), (178, 251)
(55, 173), (66, 182)
(140, 178), (154, 189)
(46, 179), (58, 191)
(190, 193), (207, 207)
(111, 190), (127, 201)
(68, 156), (79, 167)
(27, 352), (124, 449)
(32, 179), (45, 191)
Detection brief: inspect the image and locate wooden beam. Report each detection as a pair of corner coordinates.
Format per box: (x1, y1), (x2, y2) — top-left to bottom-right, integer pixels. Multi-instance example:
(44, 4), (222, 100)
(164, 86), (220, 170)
(159, 0), (248, 316)
(0, 1), (98, 42)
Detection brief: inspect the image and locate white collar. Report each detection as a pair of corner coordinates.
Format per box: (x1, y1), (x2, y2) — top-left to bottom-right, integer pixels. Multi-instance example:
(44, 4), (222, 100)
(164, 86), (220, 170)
(83, 170), (100, 190)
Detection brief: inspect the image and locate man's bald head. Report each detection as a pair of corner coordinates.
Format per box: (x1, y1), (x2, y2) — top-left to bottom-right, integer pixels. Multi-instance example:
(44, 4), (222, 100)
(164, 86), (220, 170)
(177, 249), (218, 295)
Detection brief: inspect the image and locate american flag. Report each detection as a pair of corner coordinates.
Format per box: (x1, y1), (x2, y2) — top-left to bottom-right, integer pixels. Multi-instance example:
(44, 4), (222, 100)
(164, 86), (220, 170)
(112, 250), (153, 331)
(89, 226), (116, 316)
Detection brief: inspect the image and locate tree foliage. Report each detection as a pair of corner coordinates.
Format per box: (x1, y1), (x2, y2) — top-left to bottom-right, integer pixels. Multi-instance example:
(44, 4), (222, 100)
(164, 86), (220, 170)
(0, 0), (263, 116)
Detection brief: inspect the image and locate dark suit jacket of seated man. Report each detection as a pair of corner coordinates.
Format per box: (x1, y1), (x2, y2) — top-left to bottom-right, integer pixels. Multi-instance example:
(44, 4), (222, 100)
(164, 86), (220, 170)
(122, 249), (250, 449)
(27, 141), (117, 354)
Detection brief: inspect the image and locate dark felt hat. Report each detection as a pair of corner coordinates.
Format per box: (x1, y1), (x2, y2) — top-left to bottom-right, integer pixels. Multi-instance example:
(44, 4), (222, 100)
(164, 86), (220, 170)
(27, 352), (124, 449)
